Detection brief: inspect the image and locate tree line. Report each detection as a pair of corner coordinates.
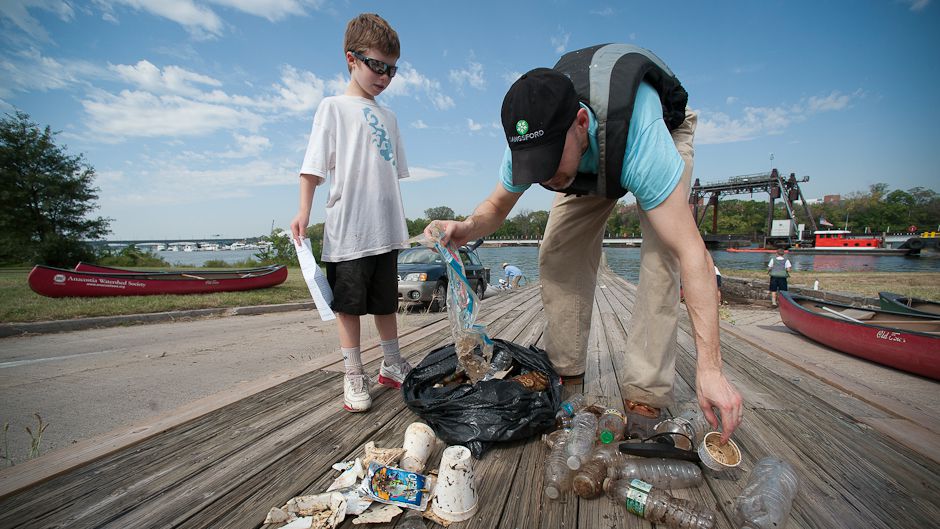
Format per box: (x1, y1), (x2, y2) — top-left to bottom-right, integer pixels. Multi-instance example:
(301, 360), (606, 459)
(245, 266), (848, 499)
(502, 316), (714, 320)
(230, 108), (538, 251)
(2, 110), (937, 268)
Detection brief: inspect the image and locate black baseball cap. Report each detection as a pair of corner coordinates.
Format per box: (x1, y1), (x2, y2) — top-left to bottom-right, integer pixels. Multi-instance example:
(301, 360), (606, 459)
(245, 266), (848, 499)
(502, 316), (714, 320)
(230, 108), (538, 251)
(501, 68), (580, 185)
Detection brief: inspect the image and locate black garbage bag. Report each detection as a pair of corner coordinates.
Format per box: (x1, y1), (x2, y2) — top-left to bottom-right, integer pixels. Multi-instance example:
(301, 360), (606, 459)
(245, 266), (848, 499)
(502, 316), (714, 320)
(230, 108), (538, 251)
(402, 338), (562, 458)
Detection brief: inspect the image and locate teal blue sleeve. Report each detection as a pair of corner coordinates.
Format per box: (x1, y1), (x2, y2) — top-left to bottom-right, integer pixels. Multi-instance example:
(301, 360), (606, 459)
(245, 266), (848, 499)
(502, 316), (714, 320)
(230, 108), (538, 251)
(621, 82), (684, 210)
(499, 147), (531, 193)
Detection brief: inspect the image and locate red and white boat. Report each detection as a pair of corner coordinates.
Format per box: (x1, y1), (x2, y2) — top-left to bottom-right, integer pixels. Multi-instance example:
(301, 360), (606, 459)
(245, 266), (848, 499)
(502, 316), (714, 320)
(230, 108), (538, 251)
(28, 264), (288, 298)
(74, 262), (276, 275)
(778, 291), (940, 380)
(727, 230), (919, 255)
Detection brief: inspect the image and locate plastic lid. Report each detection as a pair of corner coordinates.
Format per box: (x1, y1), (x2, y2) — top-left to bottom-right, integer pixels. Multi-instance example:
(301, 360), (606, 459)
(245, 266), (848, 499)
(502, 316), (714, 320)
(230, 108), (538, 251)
(599, 430), (614, 444)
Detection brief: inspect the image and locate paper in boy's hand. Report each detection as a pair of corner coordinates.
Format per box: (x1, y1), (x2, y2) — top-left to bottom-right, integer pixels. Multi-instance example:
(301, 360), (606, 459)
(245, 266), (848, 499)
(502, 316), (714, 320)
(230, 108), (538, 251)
(295, 237), (335, 321)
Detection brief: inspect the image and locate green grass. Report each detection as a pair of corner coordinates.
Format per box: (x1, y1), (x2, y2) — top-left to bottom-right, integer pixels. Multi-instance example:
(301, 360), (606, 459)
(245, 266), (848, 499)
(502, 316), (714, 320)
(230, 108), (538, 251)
(0, 267), (312, 323)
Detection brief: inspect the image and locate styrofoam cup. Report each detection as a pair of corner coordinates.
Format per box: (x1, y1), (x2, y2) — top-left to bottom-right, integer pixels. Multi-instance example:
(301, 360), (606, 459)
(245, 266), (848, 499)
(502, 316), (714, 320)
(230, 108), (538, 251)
(431, 445), (478, 522)
(697, 431), (742, 472)
(400, 422), (437, 473)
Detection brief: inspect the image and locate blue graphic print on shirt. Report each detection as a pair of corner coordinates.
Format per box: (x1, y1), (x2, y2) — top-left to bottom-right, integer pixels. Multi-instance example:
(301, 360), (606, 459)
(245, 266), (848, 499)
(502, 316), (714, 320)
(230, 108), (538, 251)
(363, 107), (395, 167)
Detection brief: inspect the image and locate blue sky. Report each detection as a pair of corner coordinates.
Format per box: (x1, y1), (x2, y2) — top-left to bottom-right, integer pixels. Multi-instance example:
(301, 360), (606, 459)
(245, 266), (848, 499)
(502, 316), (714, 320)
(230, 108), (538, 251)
(1, 0), (936, 240)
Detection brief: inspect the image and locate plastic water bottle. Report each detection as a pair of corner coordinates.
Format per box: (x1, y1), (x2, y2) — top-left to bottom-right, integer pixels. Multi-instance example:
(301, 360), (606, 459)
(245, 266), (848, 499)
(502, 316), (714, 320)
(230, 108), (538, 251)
(564, 411), (598, 470)
(597, 408), (626, 444)
(588, 442), (624, 466)
(543, 430), (572, 500)
(572, 459), (607, 498)
(398, 508), (427, 529)
(732, 457), (799, 529)
(556, 394), (587, 420)
(607, 458), (703, 489)
(604, 478), (716, 529)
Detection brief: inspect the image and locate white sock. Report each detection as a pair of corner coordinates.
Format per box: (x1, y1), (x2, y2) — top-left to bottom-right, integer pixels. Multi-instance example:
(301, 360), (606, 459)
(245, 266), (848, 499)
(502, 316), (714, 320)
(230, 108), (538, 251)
(342, 346), (363, 375)
(380, 338), (402, 365)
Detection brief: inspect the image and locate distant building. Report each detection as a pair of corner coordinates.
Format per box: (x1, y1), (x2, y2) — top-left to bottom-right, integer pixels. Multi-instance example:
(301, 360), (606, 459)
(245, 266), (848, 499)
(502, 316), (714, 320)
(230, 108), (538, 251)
(802, 197), (823, 205)
(823, 194), (841, 204)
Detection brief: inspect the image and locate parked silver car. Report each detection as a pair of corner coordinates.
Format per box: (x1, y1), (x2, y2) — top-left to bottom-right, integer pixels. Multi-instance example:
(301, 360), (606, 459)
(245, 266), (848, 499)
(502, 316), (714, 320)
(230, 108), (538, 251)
(397, 243), (490, 311)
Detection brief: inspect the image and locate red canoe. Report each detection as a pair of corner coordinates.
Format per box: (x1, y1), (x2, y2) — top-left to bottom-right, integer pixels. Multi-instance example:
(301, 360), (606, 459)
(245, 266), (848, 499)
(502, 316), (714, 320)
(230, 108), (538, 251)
(74, 262), (276, 275)
(778, 292), (940, 380)
(28, 264), (288, 297)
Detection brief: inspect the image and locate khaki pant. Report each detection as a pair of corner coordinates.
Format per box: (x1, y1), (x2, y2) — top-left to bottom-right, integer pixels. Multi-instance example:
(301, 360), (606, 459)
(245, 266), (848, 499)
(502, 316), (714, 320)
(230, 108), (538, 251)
(539, 110), (697, 408)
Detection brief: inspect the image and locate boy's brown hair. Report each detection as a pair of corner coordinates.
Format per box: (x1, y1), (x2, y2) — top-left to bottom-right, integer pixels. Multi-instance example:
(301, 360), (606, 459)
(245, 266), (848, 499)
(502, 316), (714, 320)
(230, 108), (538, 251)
(344, 13), (400, 62)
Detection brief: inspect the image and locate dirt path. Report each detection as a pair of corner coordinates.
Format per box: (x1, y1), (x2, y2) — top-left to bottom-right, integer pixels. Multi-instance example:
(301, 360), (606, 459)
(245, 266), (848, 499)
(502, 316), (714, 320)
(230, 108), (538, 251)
(0, 310), (438, 465)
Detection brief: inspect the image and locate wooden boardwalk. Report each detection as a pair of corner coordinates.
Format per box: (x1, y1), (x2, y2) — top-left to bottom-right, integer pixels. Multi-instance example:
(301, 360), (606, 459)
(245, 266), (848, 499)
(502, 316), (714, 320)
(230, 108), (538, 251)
(0, 267), (938, 528)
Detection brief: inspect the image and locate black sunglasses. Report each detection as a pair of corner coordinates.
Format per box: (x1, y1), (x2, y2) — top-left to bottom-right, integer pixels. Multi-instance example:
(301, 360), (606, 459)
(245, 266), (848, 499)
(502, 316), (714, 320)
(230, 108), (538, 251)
(349, 50), (398, 78)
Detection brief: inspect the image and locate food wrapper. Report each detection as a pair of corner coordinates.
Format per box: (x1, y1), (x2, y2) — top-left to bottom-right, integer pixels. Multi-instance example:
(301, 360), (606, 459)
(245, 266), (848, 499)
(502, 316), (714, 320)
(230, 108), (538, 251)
(359, 461), (430, 510)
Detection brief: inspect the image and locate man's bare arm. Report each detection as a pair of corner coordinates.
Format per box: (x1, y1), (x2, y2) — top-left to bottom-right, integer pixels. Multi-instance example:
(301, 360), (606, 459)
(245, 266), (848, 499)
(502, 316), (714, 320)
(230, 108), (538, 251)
(426, 183), (523, 247)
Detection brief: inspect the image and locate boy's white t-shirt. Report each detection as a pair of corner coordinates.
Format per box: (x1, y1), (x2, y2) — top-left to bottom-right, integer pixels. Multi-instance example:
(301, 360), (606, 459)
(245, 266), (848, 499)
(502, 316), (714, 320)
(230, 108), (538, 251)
(300, 95), (410, 262)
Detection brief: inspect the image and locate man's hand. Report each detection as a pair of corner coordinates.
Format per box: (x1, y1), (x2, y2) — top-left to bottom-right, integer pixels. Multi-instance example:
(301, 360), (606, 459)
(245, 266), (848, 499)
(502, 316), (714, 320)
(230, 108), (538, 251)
(424, 219), (474, 248)
(696, 368), (743, 444)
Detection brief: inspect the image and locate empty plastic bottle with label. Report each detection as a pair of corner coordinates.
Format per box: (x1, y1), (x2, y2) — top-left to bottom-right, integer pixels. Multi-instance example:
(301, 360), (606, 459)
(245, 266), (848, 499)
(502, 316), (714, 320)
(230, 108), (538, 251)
(604, 478), (716, 529)
(597, 408), (626, 444)
(607, 458), (703, 489)
(543, 430), (572, 500)
(732, 456), (799, 529)
(556, 394), (587, 420)
(565, 411), (599, 470)
(398, 508), (427, 529)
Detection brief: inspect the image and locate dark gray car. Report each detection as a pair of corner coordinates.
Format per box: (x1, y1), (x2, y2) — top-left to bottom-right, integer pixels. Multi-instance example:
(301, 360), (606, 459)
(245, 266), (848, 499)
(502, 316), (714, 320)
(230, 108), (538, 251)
(397, 244), (490, 311)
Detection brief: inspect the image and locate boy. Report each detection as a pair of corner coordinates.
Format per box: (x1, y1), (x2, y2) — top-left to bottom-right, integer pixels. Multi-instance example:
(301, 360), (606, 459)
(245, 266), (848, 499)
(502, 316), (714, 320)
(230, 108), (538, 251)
(767, 248), (792, 307)
(290, 13), (410, 412)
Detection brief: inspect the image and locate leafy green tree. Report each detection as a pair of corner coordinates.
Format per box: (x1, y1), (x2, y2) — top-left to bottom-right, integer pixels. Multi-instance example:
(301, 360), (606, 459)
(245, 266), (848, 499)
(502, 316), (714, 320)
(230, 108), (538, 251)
(0, 111), (110, 266)
(424, 206), (455, 220)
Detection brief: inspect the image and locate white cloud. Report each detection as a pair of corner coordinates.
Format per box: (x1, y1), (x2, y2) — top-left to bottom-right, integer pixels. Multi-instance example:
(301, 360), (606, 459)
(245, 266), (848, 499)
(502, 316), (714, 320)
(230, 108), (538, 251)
(449, 60), (485, 90)
(100, 157), (294, 206)
(0, 0), (74, 42)
(382, 62), (455, 110)
(264, 64), (326, 113)
(110, 60), (222, 96)
(405, 166), (446, 182)
(503, 70), (522, 86)
(326, 73), (347, 97)
(726, 96), (738, 105)
(106, 0), (225, 38)
(206, 0), (313, 21)
(551, 29), (570, 54)
(411, 119), (428, 129)
(217, 133), (271, 158)
(466, 118), (483, 131)
(696, 89), (861, 144)
(589, 7), (615, 16)
(0, 49), (103, 97)
(82, 89), (265, 138)
(898, 0), (930, 11)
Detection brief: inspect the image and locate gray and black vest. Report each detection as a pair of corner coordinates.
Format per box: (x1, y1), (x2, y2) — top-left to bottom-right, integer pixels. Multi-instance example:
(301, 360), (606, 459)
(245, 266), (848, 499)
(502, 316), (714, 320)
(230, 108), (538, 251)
(769, 257), (789, 278)
(548, 44), (688, 198)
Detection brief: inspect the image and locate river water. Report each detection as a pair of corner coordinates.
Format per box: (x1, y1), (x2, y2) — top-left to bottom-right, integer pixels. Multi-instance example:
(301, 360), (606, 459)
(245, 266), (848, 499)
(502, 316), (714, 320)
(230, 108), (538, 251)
(163, 246), (938, 284)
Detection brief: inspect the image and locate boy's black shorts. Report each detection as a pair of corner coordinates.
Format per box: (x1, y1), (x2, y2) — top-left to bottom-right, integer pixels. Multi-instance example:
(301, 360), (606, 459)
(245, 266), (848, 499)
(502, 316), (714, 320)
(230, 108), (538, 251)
(326, 250), (399, 315)
(769, 276), (788, 292)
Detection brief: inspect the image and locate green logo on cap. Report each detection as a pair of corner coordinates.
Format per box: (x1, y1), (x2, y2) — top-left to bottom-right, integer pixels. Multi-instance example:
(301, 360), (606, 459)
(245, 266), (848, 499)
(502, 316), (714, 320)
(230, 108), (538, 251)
(515, 120), (529, 136)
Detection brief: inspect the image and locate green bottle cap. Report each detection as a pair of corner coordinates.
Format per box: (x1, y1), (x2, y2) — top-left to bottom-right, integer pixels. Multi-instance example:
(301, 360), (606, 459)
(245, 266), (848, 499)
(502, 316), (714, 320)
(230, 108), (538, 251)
(600, 430), (614, 444)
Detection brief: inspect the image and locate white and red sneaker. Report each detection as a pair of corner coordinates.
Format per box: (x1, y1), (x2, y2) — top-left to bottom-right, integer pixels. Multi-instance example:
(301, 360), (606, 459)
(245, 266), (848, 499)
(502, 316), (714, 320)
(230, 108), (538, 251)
(343, 373), (372, 412)
(378, 360), (412, 389)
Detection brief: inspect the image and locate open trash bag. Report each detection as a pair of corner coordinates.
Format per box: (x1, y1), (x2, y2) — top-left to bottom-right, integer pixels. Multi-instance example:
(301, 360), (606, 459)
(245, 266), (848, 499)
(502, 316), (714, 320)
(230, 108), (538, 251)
(402, 338), (562, 458)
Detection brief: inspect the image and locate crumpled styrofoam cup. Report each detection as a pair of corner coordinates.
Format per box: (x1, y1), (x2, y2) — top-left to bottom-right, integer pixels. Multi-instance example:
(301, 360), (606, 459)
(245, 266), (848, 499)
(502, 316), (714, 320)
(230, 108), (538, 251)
(400, 422), (437, 473)
(431, 445), (478, 522)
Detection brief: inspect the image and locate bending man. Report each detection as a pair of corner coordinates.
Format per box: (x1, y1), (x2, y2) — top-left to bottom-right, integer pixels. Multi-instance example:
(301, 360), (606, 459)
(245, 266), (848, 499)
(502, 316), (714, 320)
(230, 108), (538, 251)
(426, 44), (742, 442)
